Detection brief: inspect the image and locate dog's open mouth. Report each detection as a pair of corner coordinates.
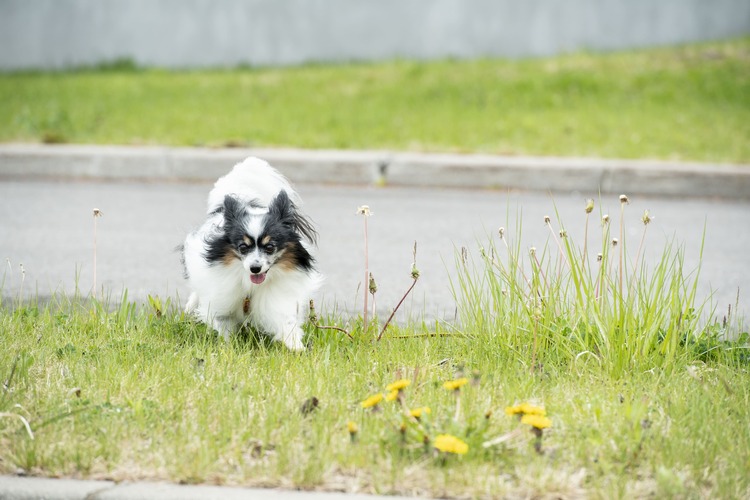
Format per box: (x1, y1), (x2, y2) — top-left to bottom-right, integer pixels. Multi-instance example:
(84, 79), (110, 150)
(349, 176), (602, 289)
(250, 273), (267, 285)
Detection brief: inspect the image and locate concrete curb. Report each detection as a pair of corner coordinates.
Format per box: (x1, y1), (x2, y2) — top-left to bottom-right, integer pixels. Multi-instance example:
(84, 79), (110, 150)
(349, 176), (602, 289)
(1, 143), (749, 199)
(0, 475), (406, 500)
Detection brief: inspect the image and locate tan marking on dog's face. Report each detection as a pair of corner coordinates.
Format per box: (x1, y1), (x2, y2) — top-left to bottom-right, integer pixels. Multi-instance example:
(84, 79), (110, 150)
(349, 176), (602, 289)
(276, 247), (298, 271)
(243, 235), (252, 246)
(223, 245), (240, 265)
(261, 235), (271, 246)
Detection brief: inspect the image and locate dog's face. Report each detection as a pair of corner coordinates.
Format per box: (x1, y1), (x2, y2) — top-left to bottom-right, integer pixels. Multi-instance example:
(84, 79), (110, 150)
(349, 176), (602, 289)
(205, 191), (315, 284)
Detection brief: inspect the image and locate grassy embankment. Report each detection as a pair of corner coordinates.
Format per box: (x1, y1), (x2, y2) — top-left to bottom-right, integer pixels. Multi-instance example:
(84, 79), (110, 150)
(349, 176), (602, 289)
(1, 38), (748, 163)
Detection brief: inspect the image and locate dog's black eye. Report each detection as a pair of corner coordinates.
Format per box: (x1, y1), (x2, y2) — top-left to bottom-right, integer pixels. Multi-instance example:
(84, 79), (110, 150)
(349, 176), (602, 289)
(238, 240), (254, 254)
(263, 244), (275, 255)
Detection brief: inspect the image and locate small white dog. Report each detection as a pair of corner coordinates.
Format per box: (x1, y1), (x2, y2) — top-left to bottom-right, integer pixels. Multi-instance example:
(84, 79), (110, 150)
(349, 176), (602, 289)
(181, 157), (322, 350)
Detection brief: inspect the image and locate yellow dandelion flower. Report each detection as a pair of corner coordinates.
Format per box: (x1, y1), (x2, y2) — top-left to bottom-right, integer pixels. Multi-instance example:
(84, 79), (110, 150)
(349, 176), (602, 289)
(410, 407), (431, 419)
(360, 393), (383, 408)
(347, 421), (358, 435)
(519, 403), (546, 416)
(504, 402), (546, 416)
(442, 377), (469, 391)
(386, 379), (411, 392)
(385, 390), (399, 402)
(504, 405), (520, 416)
(521, 414), (552, 430)
(433, 434), (469, 455)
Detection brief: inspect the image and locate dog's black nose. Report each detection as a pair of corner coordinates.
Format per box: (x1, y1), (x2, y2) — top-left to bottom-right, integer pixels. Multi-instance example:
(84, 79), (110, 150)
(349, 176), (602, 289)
(250, 266), (262, 274)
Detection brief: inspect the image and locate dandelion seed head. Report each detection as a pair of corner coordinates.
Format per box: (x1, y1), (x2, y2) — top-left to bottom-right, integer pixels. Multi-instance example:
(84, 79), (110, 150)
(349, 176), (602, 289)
(356, 205), (373, 216)
(308, 299), (318, 324)
(93, 208), (103, 217)
(597, 253), (603, 262)
(619, 194), (629, 204)
(410, 263), (420, 280)
(544, 215), (551, 224)
(612, 238), (619, 247)
(559, 229), (568, 238)
(529, 246), (537, 257)
(498, 227), (505, 239)
(602, 214), (610, 225)
(641, 209), (653, 225)
(585, 199), (595, 214)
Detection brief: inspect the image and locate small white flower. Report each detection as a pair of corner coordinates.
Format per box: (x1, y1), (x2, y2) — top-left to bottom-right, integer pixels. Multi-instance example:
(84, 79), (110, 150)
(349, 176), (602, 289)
(356, 205), (372, 216)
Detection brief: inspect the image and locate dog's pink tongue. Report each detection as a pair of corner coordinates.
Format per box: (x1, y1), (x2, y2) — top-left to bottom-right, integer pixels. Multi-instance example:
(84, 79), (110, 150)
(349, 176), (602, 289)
(250, 273), (266, 285)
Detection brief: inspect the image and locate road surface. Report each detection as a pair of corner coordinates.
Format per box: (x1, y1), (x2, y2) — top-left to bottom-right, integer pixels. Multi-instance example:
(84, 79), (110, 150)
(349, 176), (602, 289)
(1, 179), (747, 327)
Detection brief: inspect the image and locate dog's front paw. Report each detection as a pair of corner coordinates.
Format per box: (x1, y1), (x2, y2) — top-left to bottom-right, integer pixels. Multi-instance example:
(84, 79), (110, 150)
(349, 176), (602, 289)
(281, 329), (306, 351)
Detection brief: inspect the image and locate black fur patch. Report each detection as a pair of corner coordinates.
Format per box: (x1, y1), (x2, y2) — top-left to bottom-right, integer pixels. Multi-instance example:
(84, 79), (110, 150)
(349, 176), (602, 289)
(204, 196), (247, 265)
(263, 192), (315, 271)
(267, 191), (318, 245)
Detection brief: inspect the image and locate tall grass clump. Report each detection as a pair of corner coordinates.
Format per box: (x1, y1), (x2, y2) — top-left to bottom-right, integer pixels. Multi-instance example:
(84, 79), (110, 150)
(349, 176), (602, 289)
(451, 195), (728, 376)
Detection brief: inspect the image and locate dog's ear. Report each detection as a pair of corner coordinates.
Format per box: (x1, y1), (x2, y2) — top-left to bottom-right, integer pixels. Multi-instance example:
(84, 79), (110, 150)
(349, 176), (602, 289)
(269, 191), (318, 245)
(222, 195), (245, 229)
(268, 190), (294, 222)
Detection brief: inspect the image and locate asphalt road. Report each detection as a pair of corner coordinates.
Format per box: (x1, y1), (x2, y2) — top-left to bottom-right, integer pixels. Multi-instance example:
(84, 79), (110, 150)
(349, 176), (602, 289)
(1, 178), (747, 325)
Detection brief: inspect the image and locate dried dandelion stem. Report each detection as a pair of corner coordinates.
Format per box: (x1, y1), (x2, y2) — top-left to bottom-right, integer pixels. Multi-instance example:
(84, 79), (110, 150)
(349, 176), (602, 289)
(377, 242), (419, 341)
(315, 323), (353, 339)
(377, 279), (418, 341)
(93, 208), (102, 299)
(618, 195), (628, 299)
(309, 299), (353, 340)
(357, 205), (372, 336)
(583, 199), (594, 271)
(363, 214), (369, 333)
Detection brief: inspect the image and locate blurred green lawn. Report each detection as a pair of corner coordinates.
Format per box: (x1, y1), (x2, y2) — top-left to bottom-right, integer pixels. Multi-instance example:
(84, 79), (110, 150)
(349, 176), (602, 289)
(1, 38), (748, 163)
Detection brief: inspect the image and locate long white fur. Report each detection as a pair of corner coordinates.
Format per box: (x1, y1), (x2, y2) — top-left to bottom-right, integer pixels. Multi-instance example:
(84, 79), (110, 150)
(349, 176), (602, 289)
(182, 157), (322, 350)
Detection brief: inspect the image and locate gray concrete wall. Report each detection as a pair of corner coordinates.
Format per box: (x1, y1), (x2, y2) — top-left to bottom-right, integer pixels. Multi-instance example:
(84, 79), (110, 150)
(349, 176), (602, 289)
(1, 0), (749, 70)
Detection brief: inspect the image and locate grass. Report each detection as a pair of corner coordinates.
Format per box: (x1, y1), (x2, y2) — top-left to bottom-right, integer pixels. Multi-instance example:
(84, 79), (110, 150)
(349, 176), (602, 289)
(1, 195), (749, 498)
(1, 38), (749, 163)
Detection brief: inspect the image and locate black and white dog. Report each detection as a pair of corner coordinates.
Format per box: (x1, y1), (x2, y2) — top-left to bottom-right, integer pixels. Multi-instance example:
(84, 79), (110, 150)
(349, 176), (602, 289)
(181, 157), (321, 350)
